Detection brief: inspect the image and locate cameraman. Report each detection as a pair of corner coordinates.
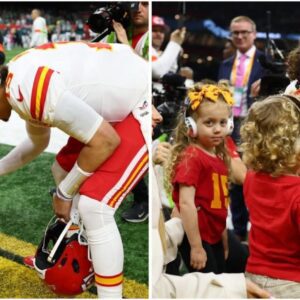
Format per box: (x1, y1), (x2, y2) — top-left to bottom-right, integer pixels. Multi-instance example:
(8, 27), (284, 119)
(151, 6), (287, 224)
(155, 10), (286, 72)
(104, 2), (149, 59)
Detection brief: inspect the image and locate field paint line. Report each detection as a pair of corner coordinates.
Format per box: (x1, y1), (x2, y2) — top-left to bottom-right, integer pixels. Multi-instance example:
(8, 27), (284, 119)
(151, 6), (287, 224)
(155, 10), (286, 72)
(0, 232), (148, 298)
(0, 256), (96, 298)
(0, 232), (37, 257)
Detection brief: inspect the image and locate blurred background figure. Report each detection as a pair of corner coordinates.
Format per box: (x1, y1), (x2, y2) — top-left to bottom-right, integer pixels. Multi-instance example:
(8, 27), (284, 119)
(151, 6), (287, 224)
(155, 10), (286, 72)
(178, 66), (194, 88)
(222, 38), (236, 60)
(152, 15), (186, 80)
(30, 8), (48, 47)
(0, 31), (5, 65)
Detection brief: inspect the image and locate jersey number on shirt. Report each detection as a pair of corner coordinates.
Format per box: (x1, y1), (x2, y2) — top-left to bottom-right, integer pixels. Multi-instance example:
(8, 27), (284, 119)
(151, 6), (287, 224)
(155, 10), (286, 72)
(211, 173), (229, 209)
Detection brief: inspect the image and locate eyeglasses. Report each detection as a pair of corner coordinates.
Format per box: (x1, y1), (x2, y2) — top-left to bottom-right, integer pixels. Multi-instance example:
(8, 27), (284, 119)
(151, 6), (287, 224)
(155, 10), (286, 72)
(230, 30), (253, 38)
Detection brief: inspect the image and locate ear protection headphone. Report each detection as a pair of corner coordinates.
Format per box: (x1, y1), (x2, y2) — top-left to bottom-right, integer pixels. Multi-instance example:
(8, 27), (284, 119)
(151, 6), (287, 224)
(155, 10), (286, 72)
(184, 95), (198, 137)
(184, 107), (198, 138)
(184, 98), (235, 138)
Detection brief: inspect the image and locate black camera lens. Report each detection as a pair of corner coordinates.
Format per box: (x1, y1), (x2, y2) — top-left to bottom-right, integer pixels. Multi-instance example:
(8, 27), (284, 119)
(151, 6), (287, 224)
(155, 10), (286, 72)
(87, 3), (131, 34)
(87, 8), (112, 33)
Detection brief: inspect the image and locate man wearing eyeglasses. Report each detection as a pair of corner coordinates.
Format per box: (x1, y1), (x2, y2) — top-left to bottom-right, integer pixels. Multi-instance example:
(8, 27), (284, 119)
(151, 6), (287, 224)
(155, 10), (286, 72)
(218, 16), (266, 242)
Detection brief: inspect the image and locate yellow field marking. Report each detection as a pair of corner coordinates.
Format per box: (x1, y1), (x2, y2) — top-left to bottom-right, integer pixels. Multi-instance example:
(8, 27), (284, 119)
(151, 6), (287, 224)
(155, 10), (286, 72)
(0, 232), (37, 257)
(0, 257), (96, 298)
(0, 232), (148, 298)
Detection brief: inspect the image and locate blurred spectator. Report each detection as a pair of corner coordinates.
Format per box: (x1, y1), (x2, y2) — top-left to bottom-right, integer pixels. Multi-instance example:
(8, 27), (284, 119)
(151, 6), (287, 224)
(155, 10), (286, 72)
(179, 66), (194, 88)
(222, 38), (236, 60)
(30, 9), (48, 47)
(152, 15), (186, 79)
(0, 31), (5, 65)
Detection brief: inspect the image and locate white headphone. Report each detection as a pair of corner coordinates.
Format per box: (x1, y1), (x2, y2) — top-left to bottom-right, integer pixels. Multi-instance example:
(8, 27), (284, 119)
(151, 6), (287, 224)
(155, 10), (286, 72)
(184, 103), (234, 138)
(184, 116), (198, 137)
(184, 95), (198, 138)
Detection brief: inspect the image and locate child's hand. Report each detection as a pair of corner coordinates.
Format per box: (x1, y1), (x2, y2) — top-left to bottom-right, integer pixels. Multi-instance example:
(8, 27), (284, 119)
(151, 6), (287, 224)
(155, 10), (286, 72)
(153, 142), (171, 166)
(190, 246), (207, 270)
(171, 206), (180, 219)
(246, 279), (272, 298)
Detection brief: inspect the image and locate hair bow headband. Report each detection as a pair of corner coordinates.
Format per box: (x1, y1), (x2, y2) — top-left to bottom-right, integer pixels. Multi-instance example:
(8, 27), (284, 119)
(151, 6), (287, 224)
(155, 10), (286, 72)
(187, 84), (235, 111)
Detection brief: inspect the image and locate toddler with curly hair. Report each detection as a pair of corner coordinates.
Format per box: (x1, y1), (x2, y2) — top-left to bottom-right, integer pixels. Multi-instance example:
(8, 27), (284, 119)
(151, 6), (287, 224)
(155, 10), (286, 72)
(240, 94), (300, 298)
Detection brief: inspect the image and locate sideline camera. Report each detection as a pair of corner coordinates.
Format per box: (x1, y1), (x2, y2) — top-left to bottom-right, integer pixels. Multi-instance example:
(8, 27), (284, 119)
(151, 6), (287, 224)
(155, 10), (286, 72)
(87, 2), (138, 35)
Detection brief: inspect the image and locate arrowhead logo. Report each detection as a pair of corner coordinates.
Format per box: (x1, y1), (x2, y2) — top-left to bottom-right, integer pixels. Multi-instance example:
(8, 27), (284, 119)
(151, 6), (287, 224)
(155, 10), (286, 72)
(17, 85), (24, 102)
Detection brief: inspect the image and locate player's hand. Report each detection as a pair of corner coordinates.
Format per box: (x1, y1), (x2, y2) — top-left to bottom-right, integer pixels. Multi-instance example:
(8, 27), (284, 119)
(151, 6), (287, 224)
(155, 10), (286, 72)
(153, 142), (172, 166)
(170, 27), (186, 45)
(246, 279), (272, 298)
(53, 194), (72, 222)
(190, 245), (207, 270)
(112, 20), (130, 45)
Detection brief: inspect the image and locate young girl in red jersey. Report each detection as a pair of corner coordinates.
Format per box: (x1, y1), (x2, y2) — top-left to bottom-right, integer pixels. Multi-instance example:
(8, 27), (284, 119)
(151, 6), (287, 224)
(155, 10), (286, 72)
(165, 83), (236, 274)
(241, 94), (300, 298)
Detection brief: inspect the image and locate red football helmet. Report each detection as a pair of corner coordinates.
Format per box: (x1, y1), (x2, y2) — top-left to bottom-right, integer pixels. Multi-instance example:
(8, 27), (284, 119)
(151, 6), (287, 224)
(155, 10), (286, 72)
(34, 218), (94, 296)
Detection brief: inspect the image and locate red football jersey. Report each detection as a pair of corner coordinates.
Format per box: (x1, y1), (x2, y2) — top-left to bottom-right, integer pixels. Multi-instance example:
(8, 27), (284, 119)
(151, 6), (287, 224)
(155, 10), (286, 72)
(244, 171), (300, 282)
(172, 145), (228, 244)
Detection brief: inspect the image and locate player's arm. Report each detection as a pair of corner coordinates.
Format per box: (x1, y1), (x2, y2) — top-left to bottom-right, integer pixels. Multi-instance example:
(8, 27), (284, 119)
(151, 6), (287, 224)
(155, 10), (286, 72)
(0, 122), (50, 175)
(52, 91), (120, 220)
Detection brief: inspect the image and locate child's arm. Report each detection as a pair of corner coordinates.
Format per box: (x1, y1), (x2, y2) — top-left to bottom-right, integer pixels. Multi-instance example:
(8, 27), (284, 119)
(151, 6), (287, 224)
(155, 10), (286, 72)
(230, 157), (247, 185)
(226, 136), (247, 184)
(179, 184), (207, 270)
(221, 229), (229, 260)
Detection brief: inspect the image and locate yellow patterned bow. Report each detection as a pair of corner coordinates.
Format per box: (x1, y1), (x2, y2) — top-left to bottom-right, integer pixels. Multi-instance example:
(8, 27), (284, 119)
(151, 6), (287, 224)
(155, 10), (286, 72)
(187, 84), (234, 111)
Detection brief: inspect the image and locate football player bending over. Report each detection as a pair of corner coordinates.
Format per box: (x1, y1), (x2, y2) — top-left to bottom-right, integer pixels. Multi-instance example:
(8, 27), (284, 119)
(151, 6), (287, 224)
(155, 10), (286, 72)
(0, 41), (149, 298)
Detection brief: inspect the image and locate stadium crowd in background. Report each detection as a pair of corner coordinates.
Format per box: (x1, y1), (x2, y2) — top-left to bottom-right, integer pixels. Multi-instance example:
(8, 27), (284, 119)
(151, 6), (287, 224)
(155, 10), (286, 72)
(0, 8), (89, 50)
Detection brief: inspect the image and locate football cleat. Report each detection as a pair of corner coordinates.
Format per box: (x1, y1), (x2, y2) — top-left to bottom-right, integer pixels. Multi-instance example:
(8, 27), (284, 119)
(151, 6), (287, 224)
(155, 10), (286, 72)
(23, 255), (35, 269)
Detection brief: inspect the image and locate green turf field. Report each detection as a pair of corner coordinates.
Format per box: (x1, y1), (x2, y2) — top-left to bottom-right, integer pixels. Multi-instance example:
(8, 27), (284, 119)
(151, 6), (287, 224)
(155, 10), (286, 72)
(5, 47), (25, 63)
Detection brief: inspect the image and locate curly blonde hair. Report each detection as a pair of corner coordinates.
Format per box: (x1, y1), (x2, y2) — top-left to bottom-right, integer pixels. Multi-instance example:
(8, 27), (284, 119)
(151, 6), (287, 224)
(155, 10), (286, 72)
(287, 47), (300, 81)
(164, 82), (232, 193)
(240, 95), (300, 176)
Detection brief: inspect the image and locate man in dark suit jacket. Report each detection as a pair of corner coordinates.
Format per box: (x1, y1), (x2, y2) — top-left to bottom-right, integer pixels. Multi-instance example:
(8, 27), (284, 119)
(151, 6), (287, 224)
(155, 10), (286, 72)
(218, 16), (266, 241)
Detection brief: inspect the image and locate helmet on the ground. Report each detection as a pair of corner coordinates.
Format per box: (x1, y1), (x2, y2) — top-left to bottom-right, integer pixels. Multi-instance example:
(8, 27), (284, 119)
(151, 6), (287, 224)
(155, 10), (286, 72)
(34, 219), (94, 296)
